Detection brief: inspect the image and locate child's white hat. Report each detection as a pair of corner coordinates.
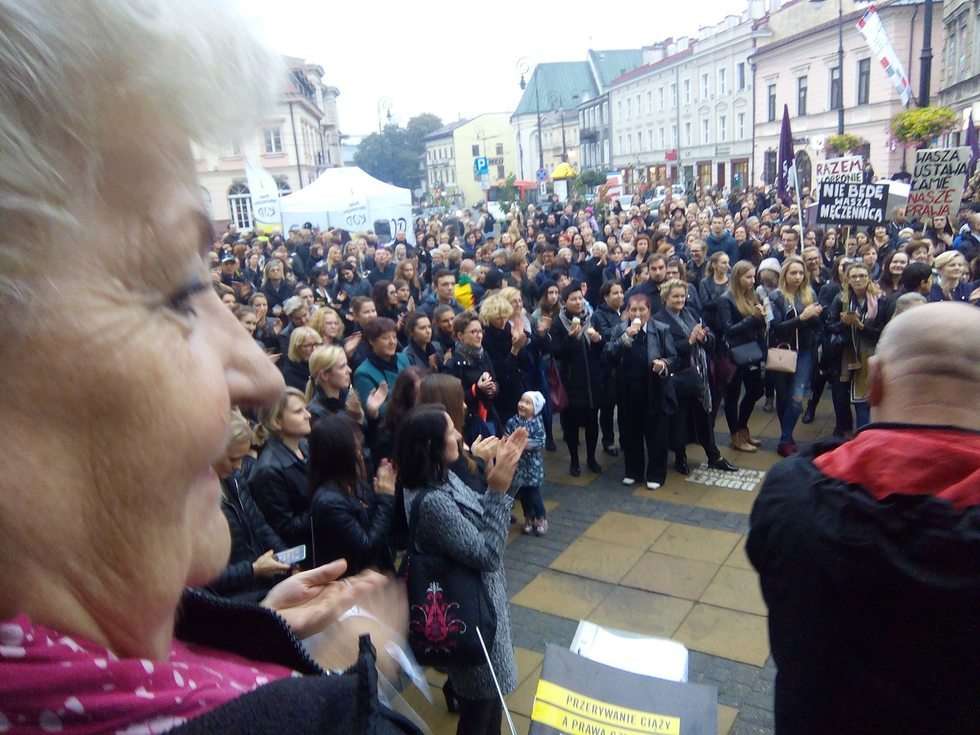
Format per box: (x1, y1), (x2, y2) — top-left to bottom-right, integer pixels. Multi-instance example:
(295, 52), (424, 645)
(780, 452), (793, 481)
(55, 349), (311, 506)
(524, 391), (546, 416)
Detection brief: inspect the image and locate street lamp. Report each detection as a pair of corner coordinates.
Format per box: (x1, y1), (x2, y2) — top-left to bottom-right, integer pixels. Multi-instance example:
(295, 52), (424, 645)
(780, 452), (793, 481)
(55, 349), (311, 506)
(811, 0), (844, 135)
(519, 65), (545, 173)
(919, 0), (934, 106)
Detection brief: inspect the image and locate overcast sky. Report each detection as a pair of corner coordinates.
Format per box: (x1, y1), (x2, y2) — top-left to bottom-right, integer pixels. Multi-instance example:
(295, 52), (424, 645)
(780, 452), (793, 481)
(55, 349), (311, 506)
(236, 0), (749, 136)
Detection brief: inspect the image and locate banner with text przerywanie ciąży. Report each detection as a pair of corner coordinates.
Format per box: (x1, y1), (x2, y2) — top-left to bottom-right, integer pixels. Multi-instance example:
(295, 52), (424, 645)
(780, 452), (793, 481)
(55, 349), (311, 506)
(816, 181), (889, 226)
(529, 644), (716, 735)
(906, 147), (971, 221)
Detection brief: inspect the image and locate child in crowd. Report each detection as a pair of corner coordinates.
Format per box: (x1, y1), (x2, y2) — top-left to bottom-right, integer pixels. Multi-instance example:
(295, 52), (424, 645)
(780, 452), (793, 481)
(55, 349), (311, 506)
(506, 391), (548, 536)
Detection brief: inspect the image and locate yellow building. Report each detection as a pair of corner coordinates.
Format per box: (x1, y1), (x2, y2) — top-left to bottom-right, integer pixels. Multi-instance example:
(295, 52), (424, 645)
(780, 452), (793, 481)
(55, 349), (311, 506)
(424, 113), (518, 206)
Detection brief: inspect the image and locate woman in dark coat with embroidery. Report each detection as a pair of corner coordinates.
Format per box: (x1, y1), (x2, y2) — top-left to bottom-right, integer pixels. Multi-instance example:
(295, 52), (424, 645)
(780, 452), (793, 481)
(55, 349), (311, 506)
(395, 406), (527, 735)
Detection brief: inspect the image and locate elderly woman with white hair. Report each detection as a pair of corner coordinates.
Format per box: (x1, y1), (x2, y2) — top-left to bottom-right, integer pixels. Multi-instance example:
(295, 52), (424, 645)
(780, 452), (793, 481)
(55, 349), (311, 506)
(0, 2), (419, 732)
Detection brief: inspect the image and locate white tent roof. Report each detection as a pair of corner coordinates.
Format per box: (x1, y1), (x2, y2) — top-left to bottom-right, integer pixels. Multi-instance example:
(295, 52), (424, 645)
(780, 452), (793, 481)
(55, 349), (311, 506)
(279, 167), (409, 213)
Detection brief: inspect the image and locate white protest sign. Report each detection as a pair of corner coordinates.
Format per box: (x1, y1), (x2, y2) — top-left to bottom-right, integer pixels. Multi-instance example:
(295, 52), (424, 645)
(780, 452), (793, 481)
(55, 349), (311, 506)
(907, 147), (971, 221)
(245, 159), (283, 234)
(815, 155), (863, 184)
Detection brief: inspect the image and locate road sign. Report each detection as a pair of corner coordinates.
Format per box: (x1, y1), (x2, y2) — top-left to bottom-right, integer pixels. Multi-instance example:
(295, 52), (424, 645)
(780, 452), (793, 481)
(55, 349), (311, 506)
(480, 173), (491, 191)
(474, 156), (489, 176)
(536, 168), (547, 182)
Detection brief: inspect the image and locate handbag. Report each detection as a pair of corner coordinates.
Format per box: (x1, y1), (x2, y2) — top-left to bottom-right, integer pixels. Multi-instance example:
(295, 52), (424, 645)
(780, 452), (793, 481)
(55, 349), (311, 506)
(728, 340), (764, 367)
(766, 314), (801, 373)
(402, 489), (497, 668)
(546, 361), (568, 413)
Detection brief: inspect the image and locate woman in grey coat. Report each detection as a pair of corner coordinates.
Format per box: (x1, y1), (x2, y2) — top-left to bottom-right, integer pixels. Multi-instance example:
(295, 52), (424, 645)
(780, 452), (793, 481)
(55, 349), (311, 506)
(395, 405), (528, 735)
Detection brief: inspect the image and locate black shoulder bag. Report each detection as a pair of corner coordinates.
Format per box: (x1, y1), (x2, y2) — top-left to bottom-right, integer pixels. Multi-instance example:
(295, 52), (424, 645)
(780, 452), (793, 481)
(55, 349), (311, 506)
(401, 489), (497, 667)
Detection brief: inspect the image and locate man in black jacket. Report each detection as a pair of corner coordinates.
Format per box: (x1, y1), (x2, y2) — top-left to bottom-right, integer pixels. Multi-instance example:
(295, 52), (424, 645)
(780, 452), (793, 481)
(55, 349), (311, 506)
(748, 302), (980, 735)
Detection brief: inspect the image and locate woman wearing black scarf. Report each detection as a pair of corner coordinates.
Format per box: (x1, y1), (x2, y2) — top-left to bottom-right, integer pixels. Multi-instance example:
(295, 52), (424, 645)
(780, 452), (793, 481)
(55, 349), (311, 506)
(444, 310), (500, 443)
(656, 280), (738, 475)
(400, 311), (441, 371)
(550, 282), (604, 476)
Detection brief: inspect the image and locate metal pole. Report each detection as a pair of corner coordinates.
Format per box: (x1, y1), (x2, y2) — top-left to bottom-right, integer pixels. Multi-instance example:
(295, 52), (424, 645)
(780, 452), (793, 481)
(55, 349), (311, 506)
(919, 0), (934, 107)
(674, 65), (683, 188)
(534, 77), (544, 171)
(560, 107), (568, 162)
(837, 0), (845, 135)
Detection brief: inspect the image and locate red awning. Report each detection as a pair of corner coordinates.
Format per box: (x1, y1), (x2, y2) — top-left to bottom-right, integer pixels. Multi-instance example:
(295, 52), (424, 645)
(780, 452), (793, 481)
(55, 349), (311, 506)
(514, 180), (538, 189)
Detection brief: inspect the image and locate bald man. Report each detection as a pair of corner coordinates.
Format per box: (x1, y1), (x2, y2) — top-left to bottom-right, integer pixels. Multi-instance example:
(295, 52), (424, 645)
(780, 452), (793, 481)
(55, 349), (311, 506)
(747, 302), (980, 735)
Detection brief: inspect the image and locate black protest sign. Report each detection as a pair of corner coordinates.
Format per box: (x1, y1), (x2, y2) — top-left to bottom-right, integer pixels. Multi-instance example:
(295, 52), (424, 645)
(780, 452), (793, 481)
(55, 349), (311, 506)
(530, 644), (717, 735)
(816, 181), (889, 226)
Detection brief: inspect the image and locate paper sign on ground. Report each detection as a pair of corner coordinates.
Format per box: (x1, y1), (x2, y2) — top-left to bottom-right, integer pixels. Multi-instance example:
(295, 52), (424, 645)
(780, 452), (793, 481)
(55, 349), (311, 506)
(529, 644), (716, 735)
(906, 147), (971, 221)
(816, 181), (889, 226)
(815, 155), (863, 184)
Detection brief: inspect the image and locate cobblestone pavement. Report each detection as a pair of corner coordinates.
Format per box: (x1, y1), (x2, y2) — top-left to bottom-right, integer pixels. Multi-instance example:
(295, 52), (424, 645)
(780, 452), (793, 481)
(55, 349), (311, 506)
(401, 405), (837, 734)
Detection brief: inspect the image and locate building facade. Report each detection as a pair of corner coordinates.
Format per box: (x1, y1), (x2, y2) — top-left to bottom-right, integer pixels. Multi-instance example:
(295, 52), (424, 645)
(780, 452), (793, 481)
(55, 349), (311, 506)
(938, 0), (980, 141)
(196, 56), (342, 230)
(424, 114), (520, 206)
(752, 0), (945, 187)
(608, 14), (756, 194)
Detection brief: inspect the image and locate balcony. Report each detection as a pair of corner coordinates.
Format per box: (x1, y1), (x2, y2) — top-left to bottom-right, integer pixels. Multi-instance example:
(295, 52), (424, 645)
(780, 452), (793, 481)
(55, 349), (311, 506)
(580, 127), (600, 143)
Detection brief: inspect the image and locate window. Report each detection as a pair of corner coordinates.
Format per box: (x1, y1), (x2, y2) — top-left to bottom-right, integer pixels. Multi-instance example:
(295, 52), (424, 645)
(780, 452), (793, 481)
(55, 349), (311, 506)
(263, 127), (283, 154)
(671, 124), (677, 145)
(737, 112), (745, 139)
(227, 182), (252, 229)
(659, 127), (665, 148)
(763, 149), (778, 185)
(858, 58), (871, 105)
(767, 83), (776, 122)
(670, 83), (677, 105)
(495, 143), (504, 156)
(684, 79), (691, 103)
(719, 115), (727, 142)
(830, 66), (842, 110)
(718, 67), (727, 95)
(626, 133), (632, 153)
(602, 101), (608, 123)
(648, 130), (654, 150)
(797, 76), (808, 116)
(659, 87), (665, 110)
(230, 140), (242, 156)
(737, 62), (746, 91)
(471, 144), (480, 156)
(617, 100), (623, 120)
(496, 164), (505, 179)
(701, 73), (709, 99)
(646, 91), (652, 113)
(685, 122), (692, 145)
(618, 135), (623, 154)
(701, 118), (709, 144)
(627, 98), (632, 119)
(636, 94), (642, 116)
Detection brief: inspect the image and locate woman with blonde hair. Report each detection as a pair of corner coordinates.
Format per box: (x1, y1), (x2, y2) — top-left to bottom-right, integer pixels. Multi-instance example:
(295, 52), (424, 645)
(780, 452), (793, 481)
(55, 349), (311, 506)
(307, 305), (345, 346)
(929, 251), (974, 303)
(250, 388), (313, 552)
(281, 326), (322, 391)
(826, 262), (883, 430)
(480, 293), (529, 425)
(768, 256), (823, 456)
(209, 411), (290, 600)
(718, 261), (767, 452)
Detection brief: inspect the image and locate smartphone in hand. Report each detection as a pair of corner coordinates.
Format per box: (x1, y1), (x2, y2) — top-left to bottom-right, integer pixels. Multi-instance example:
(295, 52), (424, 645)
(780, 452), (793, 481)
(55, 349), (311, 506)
(275, 545), (307, 565)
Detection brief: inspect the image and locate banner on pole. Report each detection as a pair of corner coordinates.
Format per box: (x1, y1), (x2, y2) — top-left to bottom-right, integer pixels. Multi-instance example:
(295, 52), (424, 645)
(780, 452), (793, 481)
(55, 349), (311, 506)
(245, 159), (283, 234)
(815, 155), (864, 184)
(856, 5), (913, 106)
(906, 147), (971, 220)
(816, 181), (889, 225)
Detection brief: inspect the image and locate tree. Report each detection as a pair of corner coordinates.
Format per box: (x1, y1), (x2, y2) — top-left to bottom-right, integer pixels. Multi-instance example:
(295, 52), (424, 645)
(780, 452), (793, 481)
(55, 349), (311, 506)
(824, 133), (866, 156)
(354, 114), (442, 189)
(573, 169), (606, 194)
(354, 113), (443, 191)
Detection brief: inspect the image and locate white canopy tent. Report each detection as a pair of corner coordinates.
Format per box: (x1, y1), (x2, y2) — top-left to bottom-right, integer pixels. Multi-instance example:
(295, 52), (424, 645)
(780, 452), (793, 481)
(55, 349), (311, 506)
(279, 167), (414, 244)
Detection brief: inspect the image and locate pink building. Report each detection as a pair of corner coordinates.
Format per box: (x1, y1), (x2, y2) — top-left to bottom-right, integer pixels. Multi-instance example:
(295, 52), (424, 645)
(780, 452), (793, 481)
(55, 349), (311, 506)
(751, 0), (945, 188)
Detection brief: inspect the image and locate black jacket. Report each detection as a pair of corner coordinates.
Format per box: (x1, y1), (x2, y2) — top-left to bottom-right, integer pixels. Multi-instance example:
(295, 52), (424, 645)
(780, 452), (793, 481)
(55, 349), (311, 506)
(400, 339), (438, 371)
(591, 303), (623, 342)
(310, 483), (395, 575)
(717, 294), (766, 351)
(249, 437), (312, 549)
(208, 473), (287, 598)
(482, 323), (530, 425)
(444, 345), (499, 440)
(604, 319), (678, 415)
(261, 280), (292, 311)
(281, 357), (311, 392)
(767, 290), (823, 352)
(172, 589), (420, 734)
(748, 431), (980, 735)
(550, 312), (604, 410)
